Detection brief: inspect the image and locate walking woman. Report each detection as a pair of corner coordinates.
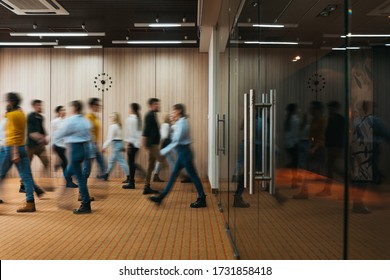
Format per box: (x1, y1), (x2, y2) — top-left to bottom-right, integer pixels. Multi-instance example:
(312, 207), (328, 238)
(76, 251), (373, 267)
(123, 103), (144, 189)
(51, 105), (77, 188)
(55, 100), (93, 214)
(0, 92), (37, 212)
(101, 112), (129, 182)
(149, 103), (207, 208)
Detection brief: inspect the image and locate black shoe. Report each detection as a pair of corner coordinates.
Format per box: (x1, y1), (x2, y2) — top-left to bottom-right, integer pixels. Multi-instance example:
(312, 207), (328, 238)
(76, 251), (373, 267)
(181, 176), (192, 183)
(122, 183), (135, 189)
(34, 185), (45, 197)
(149, 194), (165, 205)
(73, 202), (91, 214)
(153, 174), (164, 182)
(122, 176), (130, 183)
(66, 181), (79, 188)
(102, 173), (109, 181)
(190, 196), (207, 208)
(0, 199), (3, 203)
(143, 186), (159, 195)
(19, 184), (26, 193)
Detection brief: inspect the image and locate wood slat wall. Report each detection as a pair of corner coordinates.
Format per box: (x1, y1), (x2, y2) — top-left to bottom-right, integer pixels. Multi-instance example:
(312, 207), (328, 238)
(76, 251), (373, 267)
(0, 48), (209, 179)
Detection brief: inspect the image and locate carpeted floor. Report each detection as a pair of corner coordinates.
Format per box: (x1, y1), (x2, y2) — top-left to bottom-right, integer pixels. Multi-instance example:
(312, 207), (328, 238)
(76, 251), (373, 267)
(0, 178), (233, 260)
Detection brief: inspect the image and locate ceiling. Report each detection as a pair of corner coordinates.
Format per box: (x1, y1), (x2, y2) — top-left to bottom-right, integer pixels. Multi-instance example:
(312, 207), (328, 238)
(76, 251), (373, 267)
(0, 0), (199, 47)
(1, 0), (390, 49)
(237, 0), (390, 48)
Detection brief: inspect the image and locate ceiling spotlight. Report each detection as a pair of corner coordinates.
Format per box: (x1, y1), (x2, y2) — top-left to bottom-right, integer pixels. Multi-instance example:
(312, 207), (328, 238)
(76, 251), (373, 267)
(182, 16), (186, 23)
(318, 4), (338, 17)
(155, 17), (159, 23)
(33, 23), (37, 30)
(247, 18), (252, 23)
(184, 35), (188, 40)
(97, 39), (101, 43)
(126, 36), (129, 40)
(82, 24), (86, 30)
(250, 0), (259, 7)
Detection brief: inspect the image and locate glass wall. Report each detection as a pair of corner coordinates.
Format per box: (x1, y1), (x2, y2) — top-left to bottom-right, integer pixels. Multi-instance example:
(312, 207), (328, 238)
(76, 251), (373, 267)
(215, 0), (390, 259)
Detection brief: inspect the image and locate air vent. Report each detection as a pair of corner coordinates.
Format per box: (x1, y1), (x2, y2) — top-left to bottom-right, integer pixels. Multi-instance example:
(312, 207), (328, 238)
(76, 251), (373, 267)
(0, 0), (69, 15)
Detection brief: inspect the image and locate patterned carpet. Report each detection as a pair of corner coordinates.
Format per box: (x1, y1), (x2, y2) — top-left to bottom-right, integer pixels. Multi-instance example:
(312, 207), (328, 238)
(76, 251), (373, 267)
(0, 178), (233, 260)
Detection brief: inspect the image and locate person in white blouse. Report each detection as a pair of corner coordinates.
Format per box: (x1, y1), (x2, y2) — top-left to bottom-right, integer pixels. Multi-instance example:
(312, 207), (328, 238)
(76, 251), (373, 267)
(123, 103), (145, 189)
(51, 105), (78, 188)
(101, 112), (129, 182)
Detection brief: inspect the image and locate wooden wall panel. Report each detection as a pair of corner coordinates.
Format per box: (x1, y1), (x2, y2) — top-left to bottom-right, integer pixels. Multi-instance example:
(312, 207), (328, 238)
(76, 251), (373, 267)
(0, 47), (208, 181)
(102, 48), (156, 179)
(155, 48), (208, 179)
(0, 49), (51, 178)
(50, 49), (104, 178)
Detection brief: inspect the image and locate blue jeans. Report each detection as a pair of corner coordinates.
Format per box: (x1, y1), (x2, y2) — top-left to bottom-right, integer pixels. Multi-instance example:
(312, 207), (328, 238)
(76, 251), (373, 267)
(66, 143), (91, 203)
(161, 145), (205, 198)
(106, 140), (129, 175)
(83, 142), (105, 178)
(0, 146), (35, 201)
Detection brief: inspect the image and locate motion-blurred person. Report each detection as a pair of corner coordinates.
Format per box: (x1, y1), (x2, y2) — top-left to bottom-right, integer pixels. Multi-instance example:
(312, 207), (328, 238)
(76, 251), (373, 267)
(101, 112), (129, 182)
(153, 113), (192, 183)
(142, 98), (168, 194)
(149, 104), (207, 208)
(0, 106), (9, 204)
(123, 103), (145, 189)
(51, 105), (78, 189)
(316, 101), (345, 197)
(0, 92), (37, 212)
(284, 103), (300, 189)
(20, 99), (48, 196)
(55, 100), (93, 214)
(293, 101), (326, 199)
(83, 97), (105, 179)
(351, 100), (390, 213)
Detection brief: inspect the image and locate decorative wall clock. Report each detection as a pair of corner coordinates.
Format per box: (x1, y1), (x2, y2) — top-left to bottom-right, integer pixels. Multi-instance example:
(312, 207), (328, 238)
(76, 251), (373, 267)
(307, 73), (326, 94)
(94, 73), (113, 93)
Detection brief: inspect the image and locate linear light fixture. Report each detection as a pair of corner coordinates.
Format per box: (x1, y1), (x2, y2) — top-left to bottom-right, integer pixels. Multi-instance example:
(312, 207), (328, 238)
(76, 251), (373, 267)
(341, 33), (390, 38)
(237, 23), (298, 28)
(10, 32), (105, 37)
(112, 40), (197, 45)
(386, 44), (390, 46)
(244, 41), (299, 45)
(0, 42), (58, 46)
(54, 45), (103, 49)
(134, 23), (195, 28)
(331, 47), (361, 50)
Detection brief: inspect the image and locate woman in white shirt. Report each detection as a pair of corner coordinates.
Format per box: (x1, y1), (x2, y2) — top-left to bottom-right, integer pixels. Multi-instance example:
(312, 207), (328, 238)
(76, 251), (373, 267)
(123, 103), (143, 189)
(101, 112), (129, 181)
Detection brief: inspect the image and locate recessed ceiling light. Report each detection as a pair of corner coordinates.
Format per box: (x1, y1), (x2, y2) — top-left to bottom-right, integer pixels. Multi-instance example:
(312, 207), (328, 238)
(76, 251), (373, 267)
(341, 33), (390, 38)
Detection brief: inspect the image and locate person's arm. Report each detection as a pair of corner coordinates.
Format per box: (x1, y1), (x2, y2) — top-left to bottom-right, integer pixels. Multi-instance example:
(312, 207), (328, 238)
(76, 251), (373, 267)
(102, 124), (115, 151)
(28, 114), (45, 143)
(160, 120), (184, 156)
(142, 113), (151, 148)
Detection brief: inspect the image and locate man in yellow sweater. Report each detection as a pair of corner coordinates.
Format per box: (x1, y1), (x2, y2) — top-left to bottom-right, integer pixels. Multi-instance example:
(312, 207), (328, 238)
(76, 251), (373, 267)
(0, 92), (37, 212)
(83, 97), (105, 179)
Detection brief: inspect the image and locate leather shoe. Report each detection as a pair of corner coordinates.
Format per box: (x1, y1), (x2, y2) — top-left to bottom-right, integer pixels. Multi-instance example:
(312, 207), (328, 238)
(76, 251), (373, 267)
(73, 202), (91, 214)
(122, 183), (135, 189)
(66, 181), (79, 188)
(190, 196), (207, 208)
(149, 194), (165, 205)
(143, 186), (159, 195)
